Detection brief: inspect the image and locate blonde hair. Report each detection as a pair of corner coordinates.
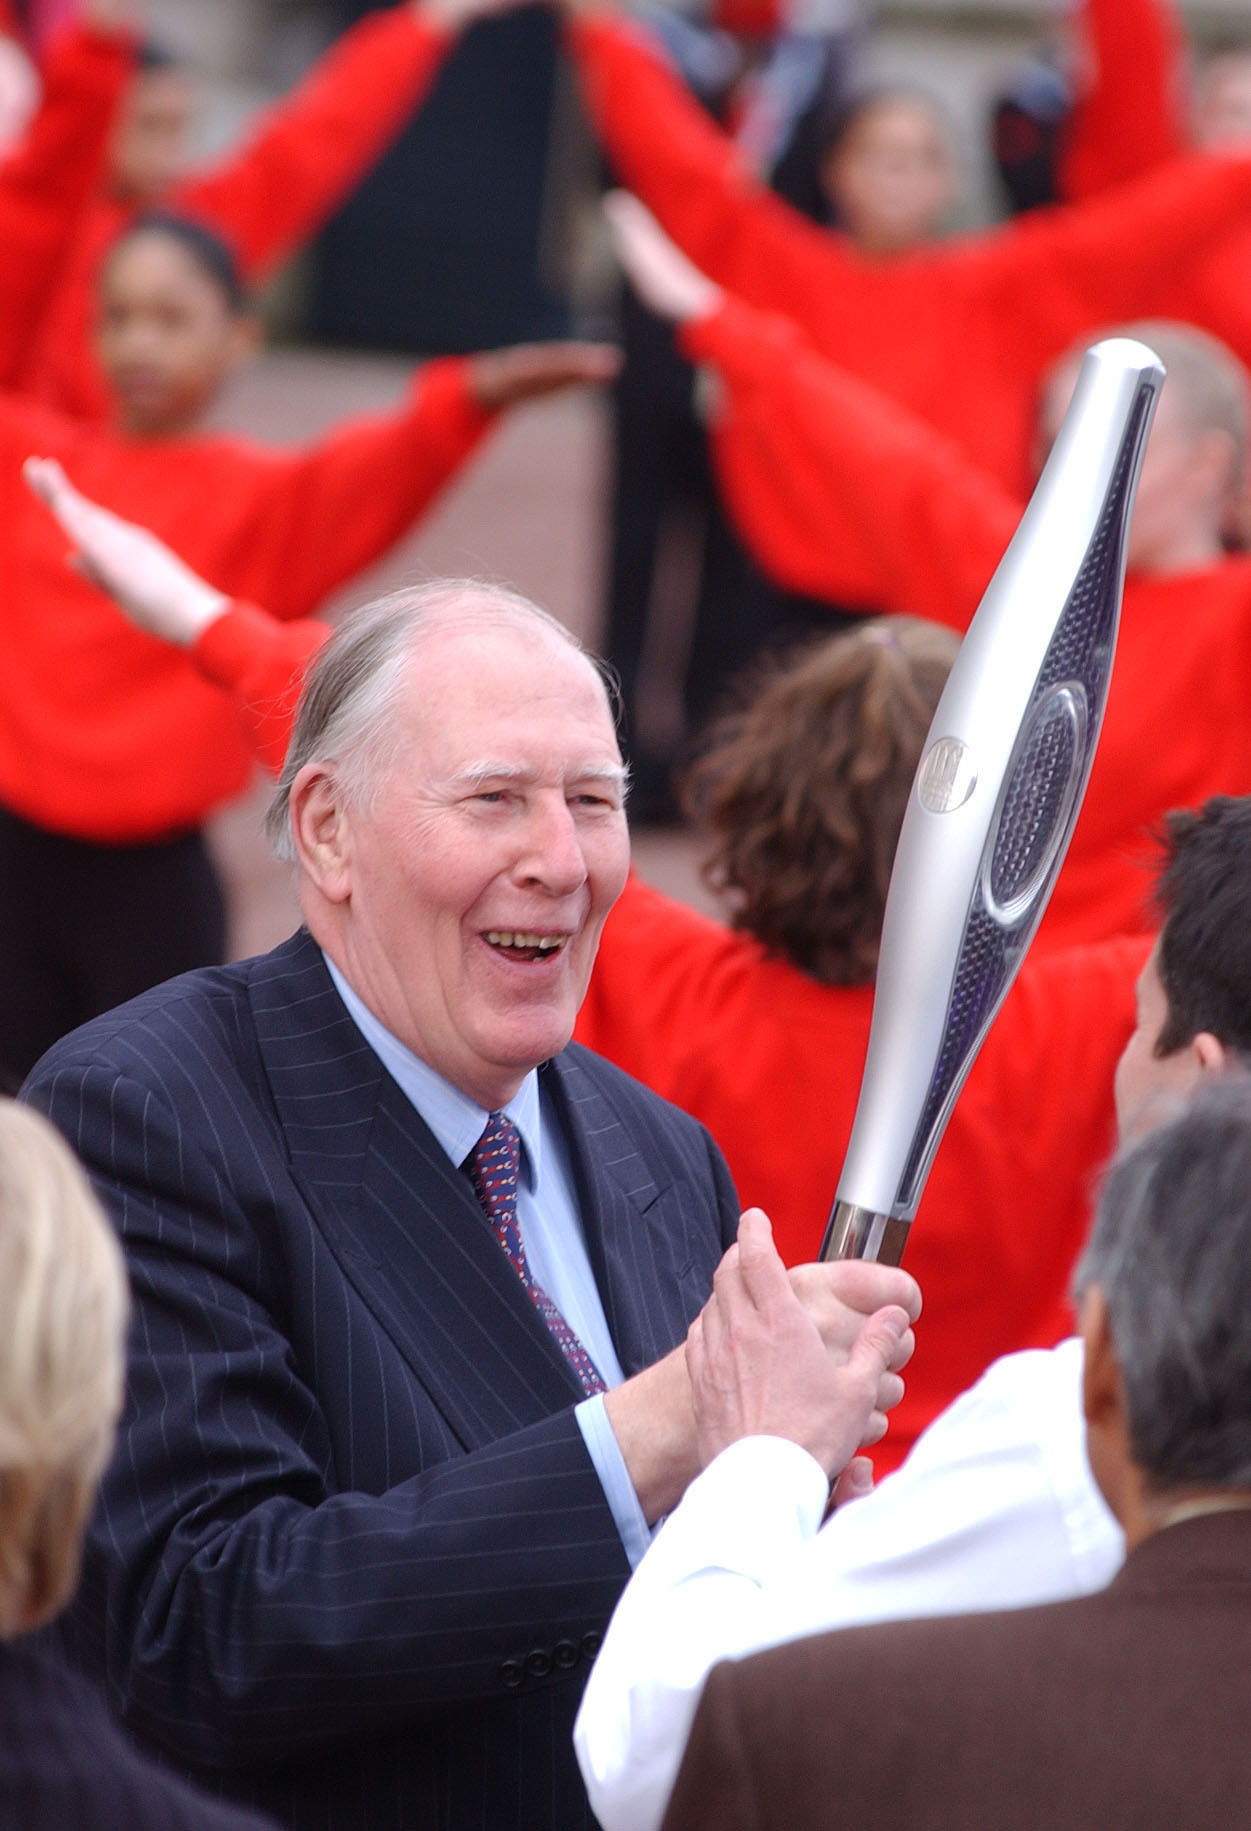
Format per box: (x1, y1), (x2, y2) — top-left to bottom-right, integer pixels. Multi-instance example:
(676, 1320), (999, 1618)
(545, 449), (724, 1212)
(0, 1102), (128, 1638)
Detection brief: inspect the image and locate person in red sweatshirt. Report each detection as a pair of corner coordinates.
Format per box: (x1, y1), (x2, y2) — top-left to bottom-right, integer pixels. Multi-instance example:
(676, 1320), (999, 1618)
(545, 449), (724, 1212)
(602, 192), (1251, 953)
(0, 211), (615, 1082)
(24, 463), (1143, 1468)
(15, 0), (492, 419)
(0, 0), (133, 385)
(547, 0), (1251, 516)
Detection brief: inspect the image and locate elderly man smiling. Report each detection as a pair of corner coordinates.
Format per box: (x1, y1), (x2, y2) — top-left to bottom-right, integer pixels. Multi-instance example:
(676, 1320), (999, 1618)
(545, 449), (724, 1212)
(23, 580), (917, 1831)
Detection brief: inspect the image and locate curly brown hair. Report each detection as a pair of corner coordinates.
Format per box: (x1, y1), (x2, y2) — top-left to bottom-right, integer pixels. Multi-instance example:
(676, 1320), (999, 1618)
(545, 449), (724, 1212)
(684, 618), (958, 985)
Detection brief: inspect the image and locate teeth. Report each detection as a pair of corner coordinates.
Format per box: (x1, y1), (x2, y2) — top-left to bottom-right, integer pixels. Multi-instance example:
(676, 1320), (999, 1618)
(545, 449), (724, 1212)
(485, 931), (565, 951)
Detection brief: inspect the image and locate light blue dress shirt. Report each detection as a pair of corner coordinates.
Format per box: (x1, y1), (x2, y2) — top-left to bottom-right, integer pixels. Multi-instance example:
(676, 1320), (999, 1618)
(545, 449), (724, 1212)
(325, 956), (654, 1568)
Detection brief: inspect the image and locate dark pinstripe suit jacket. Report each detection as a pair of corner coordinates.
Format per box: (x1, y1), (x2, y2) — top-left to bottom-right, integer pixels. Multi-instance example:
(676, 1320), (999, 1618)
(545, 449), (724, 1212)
(25, 929), (739, 1831)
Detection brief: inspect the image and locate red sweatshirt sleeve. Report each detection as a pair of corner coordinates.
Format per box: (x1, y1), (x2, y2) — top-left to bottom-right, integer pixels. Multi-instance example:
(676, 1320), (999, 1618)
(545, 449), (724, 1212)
(959, 149), (1251, 369)
(232, 354), (494, 621)
(0, 21), (132, 383)
(172, 5), (452, 281)
(1059, 0), (1188, 201)
(680, 296), (1019, 625)
(568, 12), (855, 317)
(190, 601), (330, 776)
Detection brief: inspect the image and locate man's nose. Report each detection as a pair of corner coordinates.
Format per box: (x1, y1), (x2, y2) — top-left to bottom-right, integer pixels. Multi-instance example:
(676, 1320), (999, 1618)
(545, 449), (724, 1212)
(513, 795), (588, 895)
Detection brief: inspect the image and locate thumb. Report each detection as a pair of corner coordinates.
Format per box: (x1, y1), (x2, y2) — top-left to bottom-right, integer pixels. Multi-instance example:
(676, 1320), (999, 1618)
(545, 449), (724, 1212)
(848, 1305), (912, 1384)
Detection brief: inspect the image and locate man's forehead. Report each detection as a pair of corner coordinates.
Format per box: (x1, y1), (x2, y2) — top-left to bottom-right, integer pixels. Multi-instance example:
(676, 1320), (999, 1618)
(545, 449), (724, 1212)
(395, 623), (620, 760)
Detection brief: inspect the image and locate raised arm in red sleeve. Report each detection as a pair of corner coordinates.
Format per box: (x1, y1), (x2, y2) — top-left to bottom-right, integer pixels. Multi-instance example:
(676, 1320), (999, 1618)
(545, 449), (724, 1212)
(570, 9), (1251, 487)
(0, 19), (132, 383)
(1059, 0), (1188, 201)
(230, 355), (492, 621)
(190, 602), (329, 776)
(173, 4), (452, 281)
(680, 295), (1018, 624)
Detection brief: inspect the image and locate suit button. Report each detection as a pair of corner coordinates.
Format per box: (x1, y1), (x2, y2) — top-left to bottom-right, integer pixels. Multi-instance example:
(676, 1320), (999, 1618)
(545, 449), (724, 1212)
(499, 1659), (525, 1690)
(553, 1639), (579, 1671)
(526, 1649), (553, 1681)
(581, 1630), (602, 1663)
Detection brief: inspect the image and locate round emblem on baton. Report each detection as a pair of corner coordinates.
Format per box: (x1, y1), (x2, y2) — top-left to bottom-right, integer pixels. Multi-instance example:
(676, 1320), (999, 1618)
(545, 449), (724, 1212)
(916, 736), (978, 813)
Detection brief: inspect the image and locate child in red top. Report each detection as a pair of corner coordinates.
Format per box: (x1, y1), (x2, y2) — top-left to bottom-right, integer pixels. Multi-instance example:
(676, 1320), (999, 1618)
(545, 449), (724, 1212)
(559, 0), (1251, 505)
(0, 213), (615, 1078)
(17, 482), (1143, 1470)
(15, 0), (469, 419)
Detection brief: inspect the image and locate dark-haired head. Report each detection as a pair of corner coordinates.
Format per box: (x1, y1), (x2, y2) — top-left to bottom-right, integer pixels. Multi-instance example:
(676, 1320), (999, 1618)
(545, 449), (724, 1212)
(817, 87), (959, 254)
(97, 214), (258, 437)
(683, 617), (958, 986)
(1153, 796), (1251, 1060)
(111, 213), (246, 314)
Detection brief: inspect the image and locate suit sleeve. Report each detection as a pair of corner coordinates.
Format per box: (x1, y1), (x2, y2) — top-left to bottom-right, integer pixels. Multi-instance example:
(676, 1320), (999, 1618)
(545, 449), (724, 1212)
(190, 602), (330, 775)
(680, 296), (1018, 623)
(172, 5), (453, 281)
(234, 355), (494, 621)
(0, 22), (133, 384)
(1058, 0), (1188, 201)
(30, 1057), (643, 1770)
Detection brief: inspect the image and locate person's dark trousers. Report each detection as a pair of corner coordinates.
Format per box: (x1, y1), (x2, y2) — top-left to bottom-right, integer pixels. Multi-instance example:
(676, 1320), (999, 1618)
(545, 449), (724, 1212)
(0, 805), (226, 1089)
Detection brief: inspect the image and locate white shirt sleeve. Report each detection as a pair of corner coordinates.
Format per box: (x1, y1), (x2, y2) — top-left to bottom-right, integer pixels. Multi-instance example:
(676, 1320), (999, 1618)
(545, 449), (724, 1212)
(573, 1338), (1125, 1831)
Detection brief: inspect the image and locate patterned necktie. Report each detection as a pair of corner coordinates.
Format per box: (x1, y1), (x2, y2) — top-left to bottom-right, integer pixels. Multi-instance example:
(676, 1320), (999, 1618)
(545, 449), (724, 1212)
(466, 1112), (606, 1397)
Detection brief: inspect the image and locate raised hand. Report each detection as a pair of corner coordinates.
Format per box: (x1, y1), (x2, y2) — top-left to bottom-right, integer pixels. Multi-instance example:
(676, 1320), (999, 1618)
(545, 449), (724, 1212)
(603, 190), (723, 324)
(24, 457), (229, 648)
(0, 33), (38, 157)
(686, 1209), (917, 1478)
(468, 339), (620, 409)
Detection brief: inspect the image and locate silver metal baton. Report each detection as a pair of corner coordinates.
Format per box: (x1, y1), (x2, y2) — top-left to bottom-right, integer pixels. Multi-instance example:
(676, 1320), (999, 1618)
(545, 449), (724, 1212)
(820, 336), (1165, 1267)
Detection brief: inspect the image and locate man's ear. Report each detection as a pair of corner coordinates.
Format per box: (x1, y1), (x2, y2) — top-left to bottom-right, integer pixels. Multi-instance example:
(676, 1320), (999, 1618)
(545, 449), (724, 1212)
(1079, 1285), (1121, 1432)
(1193, 1030), (1228, 1079)
(289, 763), (353, 905)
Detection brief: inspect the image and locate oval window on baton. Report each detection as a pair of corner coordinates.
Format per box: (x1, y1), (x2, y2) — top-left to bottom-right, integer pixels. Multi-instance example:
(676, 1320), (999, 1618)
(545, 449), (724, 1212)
(821, 337), (1165, 1268)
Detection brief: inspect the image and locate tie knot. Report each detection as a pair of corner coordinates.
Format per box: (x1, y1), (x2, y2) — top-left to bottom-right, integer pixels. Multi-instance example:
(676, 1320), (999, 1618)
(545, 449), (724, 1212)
(467, 1112), (521, 1225)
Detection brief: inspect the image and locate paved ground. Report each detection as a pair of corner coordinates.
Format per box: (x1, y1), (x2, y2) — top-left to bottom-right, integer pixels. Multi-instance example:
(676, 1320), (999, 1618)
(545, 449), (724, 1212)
(205, 345), (716, 958)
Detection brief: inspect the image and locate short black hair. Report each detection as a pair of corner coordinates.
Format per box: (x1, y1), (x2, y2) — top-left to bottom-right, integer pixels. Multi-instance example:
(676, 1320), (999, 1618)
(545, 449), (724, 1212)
(1154, 796), (1251, 1058)
(110, 212), (247, 315)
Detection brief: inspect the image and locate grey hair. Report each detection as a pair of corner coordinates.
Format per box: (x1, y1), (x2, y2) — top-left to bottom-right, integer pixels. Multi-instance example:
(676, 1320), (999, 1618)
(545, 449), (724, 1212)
(265, 580), (596, 859)
(1073, 1076), (1251, 1494)
(1052, 320), (1249, 484)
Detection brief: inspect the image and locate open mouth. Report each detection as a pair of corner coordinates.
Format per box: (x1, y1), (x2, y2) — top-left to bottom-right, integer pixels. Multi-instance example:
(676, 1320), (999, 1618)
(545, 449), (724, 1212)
(483, 930), (569, 963)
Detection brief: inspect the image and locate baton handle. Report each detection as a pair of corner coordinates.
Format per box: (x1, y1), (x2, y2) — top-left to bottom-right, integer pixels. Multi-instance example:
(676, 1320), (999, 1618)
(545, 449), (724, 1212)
(823, 1201), (911, 1266)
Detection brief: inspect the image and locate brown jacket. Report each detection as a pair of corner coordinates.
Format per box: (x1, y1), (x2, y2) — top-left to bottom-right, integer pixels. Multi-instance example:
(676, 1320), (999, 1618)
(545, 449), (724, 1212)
(662, 1511), (1251, 1830)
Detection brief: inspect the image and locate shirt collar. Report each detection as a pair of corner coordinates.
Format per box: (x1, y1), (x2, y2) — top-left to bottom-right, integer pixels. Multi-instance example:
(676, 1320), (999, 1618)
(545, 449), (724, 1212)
(324, 953), (543, 1190)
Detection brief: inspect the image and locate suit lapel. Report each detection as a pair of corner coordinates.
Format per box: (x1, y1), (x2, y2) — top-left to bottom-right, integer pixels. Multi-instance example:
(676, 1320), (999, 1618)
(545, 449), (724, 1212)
(249, 933), (584, 1451)
(543, 1051), (708, 1377)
